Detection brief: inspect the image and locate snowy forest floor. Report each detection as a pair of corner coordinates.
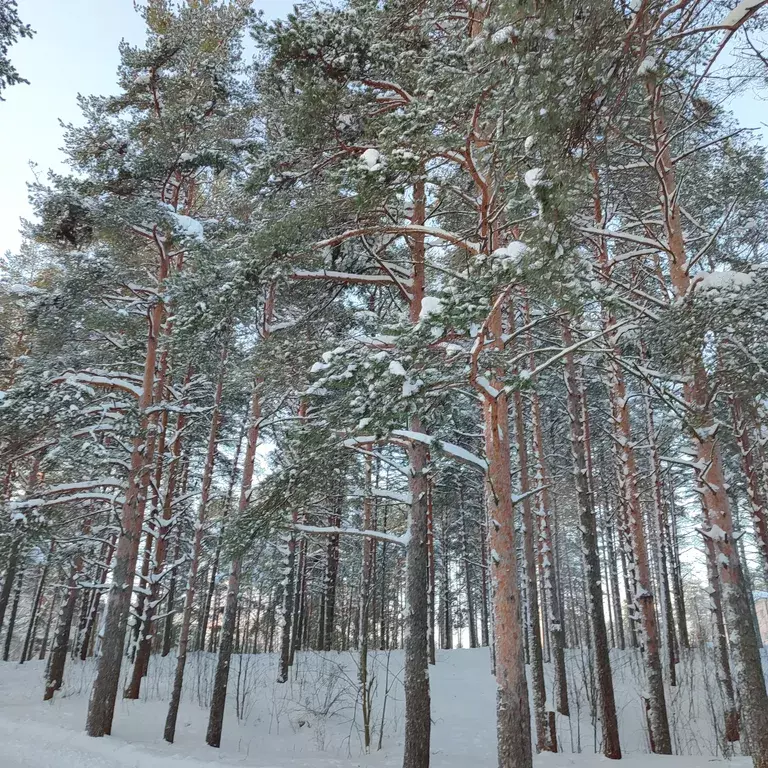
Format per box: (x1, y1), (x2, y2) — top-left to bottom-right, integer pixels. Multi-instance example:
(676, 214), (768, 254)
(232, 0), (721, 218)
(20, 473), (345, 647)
(0, 647), (763, 768)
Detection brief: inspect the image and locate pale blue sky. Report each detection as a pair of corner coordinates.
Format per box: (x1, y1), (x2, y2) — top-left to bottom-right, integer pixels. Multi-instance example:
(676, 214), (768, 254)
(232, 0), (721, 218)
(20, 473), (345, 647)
(0, 1), (766, 256)
(0, 0), (290, 255)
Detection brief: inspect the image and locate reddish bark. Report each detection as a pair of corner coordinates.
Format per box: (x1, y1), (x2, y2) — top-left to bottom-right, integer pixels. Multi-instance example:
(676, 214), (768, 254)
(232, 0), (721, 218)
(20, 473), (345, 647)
(646, 75), (768, 763)
(164, 341), (228, 743)
(732, 397), (768, 584)
(125, 370), (191, 699)
(476, 301), (532, 768)
(86, 236), (169, 738)
(206, 383), (262, 747)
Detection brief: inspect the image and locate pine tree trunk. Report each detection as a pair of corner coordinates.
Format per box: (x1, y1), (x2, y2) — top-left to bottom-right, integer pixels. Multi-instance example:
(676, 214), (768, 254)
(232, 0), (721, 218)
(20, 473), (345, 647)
(531, 390), (569, 718)
(644, 375), (679, 686)
(277, 513), (297, 683)
(380, 503), (390, 650)
(126, 383), (170, 674)
(704, 530), (739, 741)
(512, 384), (549, 752)
(403, 420), (431, 768)
(322, 505), (340, 651)
(646, 77), (768, 765)
(44, 558), (82, 700)
(427, 475), (436, 664)
(199, 413), (245, 653)
(291, 536), (308, 662)
(479, 520), (490, 647)
(460, 500), (477, 649)
(38, 587), (58, 661)
(606, 353), (671, 753)
(732, 398), (768, 584)
(206, 553), (242, 742)
(667, 489), (690, 650)
(483, 384), (532, 768)
(86, 269), (166, 737)
(81, 534), (116, 661)
(162, 531), (181, 657)
(441, 504), (453, 650)
(475, 297), (531, 768)
(3, 566), (24, 661)
(125, 386), (190, 699)
(359, 453), (374, 752)
(563, 322), (621, 759)
(0, 535), (22, 636)
(603, 511), (625, 651)
(164, 341), (228, 744)
(399, 177), (432, 768)
(21, 540), (53, 664)
(206, 383), (262, 748)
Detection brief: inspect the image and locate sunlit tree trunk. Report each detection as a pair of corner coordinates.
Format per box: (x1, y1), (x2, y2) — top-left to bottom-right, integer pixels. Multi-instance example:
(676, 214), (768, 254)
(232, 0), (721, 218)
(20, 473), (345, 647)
(475, 296), (532, 768)
(86, 240), (169, 737)
(126, 374), (190, 699)
(646, 77), (768, 764)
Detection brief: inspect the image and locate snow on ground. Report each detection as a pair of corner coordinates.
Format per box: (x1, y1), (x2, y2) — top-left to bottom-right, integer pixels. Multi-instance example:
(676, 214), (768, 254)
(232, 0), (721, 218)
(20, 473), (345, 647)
(0, 648), (760, 767)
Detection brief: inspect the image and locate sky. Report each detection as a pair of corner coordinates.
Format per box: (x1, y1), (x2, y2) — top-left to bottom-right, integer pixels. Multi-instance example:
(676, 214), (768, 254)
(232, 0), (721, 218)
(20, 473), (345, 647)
(0, 1), (767, 257)
(0, 0), (290, 256)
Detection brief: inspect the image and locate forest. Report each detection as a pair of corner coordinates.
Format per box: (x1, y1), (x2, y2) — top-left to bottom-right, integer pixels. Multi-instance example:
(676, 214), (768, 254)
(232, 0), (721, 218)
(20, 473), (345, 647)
(1, 0), (768, 767)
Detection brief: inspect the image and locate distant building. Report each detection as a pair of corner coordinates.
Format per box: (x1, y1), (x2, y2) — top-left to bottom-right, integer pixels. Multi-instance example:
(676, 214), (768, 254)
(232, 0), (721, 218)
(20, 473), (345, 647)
(756, 591), (768, 645)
